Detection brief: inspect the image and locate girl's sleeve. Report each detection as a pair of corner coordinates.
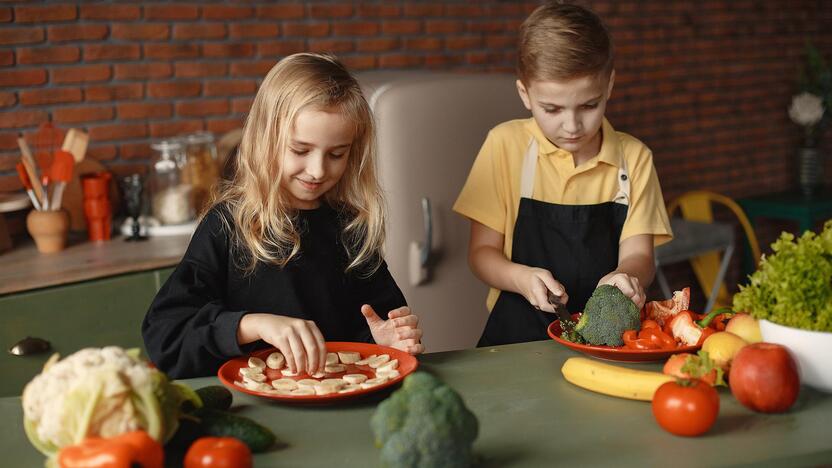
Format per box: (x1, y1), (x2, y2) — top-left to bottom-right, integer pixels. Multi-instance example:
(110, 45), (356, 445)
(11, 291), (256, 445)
(351, 259), (407, 343)
(142, 208), (247, 378)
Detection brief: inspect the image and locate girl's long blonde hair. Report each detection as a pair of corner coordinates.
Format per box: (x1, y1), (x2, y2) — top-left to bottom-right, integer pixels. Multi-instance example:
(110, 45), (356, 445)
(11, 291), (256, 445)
(214, 53), (385, 275)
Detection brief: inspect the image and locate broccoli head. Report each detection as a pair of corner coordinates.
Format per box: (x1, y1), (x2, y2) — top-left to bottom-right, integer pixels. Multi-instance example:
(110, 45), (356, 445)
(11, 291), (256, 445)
(370, 372), (479, 468)
(576, 284), (641, 346)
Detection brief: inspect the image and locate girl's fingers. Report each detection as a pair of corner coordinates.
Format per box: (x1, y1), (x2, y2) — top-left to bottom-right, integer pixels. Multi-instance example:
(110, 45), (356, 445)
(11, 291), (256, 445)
(397, 327), (423, 341)
(308, 322), (327, 373)
(387, 306), (410, 319)
(287, 333), (306, 374)
(298, 322), (322, 373)
(391, 315), (418, 328)
(275, 337), (295, 373)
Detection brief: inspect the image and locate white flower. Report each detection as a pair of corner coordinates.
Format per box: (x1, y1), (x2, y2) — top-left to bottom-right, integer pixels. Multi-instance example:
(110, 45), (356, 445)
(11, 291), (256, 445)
(788, 92), (825, 126)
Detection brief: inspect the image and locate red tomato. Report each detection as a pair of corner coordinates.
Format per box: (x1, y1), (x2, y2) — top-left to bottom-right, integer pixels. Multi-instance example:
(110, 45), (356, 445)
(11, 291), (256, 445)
(641, 320), (660, 330)
(652, 379), (720, 436)
(185, 437), (252, 468)
(729, 343), (800, 413)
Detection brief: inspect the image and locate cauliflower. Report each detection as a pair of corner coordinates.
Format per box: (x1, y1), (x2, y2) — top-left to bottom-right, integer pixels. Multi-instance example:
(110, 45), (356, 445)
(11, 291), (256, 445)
(22, 346), (200, 458)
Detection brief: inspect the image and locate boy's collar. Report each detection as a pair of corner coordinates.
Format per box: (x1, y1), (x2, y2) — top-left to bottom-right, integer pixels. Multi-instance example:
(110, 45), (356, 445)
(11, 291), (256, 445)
(525, 117), (624, 168)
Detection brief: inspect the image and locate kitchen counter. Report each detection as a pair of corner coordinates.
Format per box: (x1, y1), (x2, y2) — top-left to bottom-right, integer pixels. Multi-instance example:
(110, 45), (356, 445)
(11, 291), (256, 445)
(0, 234), (190, 295)
(2, 341), (831, 467)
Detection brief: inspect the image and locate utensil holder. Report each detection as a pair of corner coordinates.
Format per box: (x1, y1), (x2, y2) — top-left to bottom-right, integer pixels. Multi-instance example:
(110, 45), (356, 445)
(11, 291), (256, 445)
(26, 209), (69, 253)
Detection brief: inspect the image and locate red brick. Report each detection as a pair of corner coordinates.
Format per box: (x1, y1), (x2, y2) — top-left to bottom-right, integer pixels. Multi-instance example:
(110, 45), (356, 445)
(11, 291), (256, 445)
(229, 60), (275, 77)
(282, 22), (329, 38)
(490, 4), (525, 16)
(379, 54), (423, 68)
(111, 23), (170, 41)
(85, 144), (117, 161)
(114, 62), (173, 80)
(19, 87), (82, 106)
(468, 21), (507, 33)
(0, 7), (10, 22)
(446, 36), (482, 50)
(176, 99), (229, 117)
(405, 38), (441, 51)
(0, 92), (15, 108)
(15, 4), (76, 23)
(257, 5), (305, 20)
(202, 5), (253, 20)
(309, 4), (353, 18)
(53, 105), (114, 124)
(231, 97), (254, 114)
(257, 41), (305, 57)
(308, 39), (354, 54)
(485, 34), (515, 49)
(381, 20), (422, 35)
(173, 23), (227, 40)
(174, 62), (228, 78)
(52, 65), (111, 84)
(341, 55), (377, 70)
(357, 38), (400, 52)
(88, 123), (147, 142)
(357, 4), (400, 17)
(143, 4), (199, 21)
(0, 69), (47, 87)
(0, 50), (11, 66)
(17, 45), (79, 65)
(426, 19), (465, 34)
(229, 23), (279, 39)
(149, 120), (203, 138)
(117, 102), (172, 120)
(403, 4), (444, 16)
(206, 118), (244, 135)
(147, 81), (201, 99)
(202, 42), (255, 58)
(120, 142), (151, 160)
(0, 131), (19, 149)
(79, 4), (139, 20)
(0, 27), (44, 46)
(424, 54), (464, 68)
(84, 83), (143, 102)
(0, 109), (48, 129)
(48, 24), (108, 42)
(83, 44), (140, 62)
(144, 43), (200, 60)
(204, 80), (256, 97)
(446, 5), (483, 17)
(333, 22), (379, 36)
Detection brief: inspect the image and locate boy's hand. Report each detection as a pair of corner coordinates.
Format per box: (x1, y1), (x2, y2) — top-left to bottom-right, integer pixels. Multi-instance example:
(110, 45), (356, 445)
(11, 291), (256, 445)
(598, 272), (646, 309)
(515, 266), (569, 313)
(237, 313), (327, 375)
(361, 305), (425, 355)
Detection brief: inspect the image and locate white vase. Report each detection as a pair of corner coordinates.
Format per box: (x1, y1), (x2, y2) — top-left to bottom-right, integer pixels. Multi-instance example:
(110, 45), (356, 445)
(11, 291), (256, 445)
(759, 319), (832, 393)
(798, 147), (823, 197)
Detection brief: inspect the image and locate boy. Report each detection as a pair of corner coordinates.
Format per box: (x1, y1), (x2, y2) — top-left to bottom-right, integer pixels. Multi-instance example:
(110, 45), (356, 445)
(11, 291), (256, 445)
(453, 2), (672, 346)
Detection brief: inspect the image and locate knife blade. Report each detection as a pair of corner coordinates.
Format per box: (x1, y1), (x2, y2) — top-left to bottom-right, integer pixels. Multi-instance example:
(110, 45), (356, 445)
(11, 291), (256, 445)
(547, 289), (573, 331)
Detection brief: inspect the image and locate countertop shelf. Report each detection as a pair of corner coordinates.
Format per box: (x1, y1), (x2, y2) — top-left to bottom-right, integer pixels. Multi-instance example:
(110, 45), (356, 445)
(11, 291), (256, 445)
(0, 234), (190, 295)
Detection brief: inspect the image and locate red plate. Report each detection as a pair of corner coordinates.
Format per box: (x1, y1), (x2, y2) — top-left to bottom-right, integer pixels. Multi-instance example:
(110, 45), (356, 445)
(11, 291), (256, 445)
(218, 342), (418, 404)
(547, 314), (700, 362)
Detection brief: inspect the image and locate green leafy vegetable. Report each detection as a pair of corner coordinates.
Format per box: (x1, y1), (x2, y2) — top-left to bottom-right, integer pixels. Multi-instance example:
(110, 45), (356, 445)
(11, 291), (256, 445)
(733, 220), (832, 332)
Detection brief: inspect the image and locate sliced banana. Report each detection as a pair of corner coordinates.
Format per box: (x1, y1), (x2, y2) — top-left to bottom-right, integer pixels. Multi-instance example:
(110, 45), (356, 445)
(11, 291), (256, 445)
(239, 367), (264, 379)
(325, 364), (346, 374)
(242, 372), (267, 383)
(266, 352), (286, 370)
(314, 383), (338, 395)
(266, 387), (293, 395)
(343, 373), (368, 385)
(281, 368), (300, 377)
(325, 352), (339, 366)
(338, 351), (361, 364)
(248, 357), (266, 370)
(376, 369), (400, 380)
(297, 378), (320, 388)
(244, 381), (272, 392)
(310, 371), (326, 378)
(355, 354), (377, 366)
(291, 387), (315, 396)
(378, 359), (398, 372)
(271, 378), (298, 391)
(338, 384), (361, 393)
(360, 377), (388, 389)
(368, 354), (391, 369)
(321, 378), (346, 389)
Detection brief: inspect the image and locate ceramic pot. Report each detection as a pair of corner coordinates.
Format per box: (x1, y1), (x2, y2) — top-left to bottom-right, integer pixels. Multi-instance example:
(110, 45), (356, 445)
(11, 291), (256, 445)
(26, 210), (69, 254)
(759, 319), (832, 393)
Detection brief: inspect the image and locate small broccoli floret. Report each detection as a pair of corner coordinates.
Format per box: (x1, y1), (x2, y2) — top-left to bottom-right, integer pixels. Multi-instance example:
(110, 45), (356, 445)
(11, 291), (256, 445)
(370, 372), (479, 468)
(576, 285), (641, 346)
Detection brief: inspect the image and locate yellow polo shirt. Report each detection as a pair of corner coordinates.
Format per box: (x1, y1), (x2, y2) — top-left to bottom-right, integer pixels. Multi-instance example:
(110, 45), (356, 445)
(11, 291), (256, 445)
(453, 117), (673, 310)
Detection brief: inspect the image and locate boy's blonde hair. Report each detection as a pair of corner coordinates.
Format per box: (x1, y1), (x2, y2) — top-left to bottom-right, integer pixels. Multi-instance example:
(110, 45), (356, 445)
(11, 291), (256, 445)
(517, 2), (613, 84)
(214, 53), (385, 275)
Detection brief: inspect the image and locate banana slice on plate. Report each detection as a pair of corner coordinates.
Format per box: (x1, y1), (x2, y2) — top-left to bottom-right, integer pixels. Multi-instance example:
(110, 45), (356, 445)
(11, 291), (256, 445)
(338, 351), (361, 364)
(355, 354), (377, 366)
(360, 377), (388, 389)
(271, 378), (298, 391)
(248, 357), (266, 370)
(266, 352), (286, 370)
(368, 354), (391, 369)
(297, 378), (320, 388)
(376, 369), (400, 380)
(343, 373), (368, 385)
(377, 359), (398, 372)
(325, 364), (346, 374)
(291, 387), (315, 396)
(325, 352), (339, 366)
(280, 368), (300, 377)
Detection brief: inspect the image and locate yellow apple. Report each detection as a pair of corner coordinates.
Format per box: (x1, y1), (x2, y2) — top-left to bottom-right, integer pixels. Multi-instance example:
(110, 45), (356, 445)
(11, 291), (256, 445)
(725, 313), (762, 343)
(702, 331), (748, 370)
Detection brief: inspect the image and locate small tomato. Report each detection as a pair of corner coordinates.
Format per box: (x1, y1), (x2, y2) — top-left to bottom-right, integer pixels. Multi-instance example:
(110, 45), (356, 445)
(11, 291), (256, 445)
(652, 379), (719, 436)
(185, 437), (252, 468)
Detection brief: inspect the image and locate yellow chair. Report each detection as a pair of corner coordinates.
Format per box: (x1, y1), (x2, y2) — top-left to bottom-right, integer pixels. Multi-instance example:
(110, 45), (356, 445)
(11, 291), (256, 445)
(666, 190), (762, 309)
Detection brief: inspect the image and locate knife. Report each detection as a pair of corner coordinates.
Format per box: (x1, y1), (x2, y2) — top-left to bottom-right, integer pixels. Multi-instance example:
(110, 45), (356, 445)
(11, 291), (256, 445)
(547, 289), (574, 332)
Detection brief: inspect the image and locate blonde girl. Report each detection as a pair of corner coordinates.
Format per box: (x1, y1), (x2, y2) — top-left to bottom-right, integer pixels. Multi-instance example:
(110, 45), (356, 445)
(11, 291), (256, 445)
(143, 53), (424, 379)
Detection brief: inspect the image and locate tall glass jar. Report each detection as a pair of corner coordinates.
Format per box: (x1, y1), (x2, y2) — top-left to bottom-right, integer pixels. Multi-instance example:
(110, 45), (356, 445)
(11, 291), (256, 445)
(149, 139), (195, 225)
(182, 131), (219, 215)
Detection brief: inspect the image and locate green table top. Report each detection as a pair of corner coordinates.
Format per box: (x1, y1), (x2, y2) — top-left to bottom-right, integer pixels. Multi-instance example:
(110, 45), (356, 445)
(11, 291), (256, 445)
(2, 340), (831, 467)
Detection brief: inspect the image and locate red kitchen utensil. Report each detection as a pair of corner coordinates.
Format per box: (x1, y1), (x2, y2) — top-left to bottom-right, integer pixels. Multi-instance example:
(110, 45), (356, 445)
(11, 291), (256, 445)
(49, 150), (74, 210)
(16, 162), (40, 210)
(17, 134), (46, 210)
(31, 122), (64, 173)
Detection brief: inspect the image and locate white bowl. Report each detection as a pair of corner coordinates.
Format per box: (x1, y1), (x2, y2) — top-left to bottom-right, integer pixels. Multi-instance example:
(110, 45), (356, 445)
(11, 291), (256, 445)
(759, 319), (832, 393)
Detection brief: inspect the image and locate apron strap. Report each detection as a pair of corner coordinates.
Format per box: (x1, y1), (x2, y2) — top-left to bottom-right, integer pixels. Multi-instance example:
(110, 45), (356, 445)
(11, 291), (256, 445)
(519, 138), (538, 199)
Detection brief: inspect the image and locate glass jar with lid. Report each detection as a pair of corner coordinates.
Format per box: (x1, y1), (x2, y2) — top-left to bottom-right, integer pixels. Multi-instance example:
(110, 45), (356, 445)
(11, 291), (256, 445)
(149, 139), (195, 225)
(182, 131), (219, 215)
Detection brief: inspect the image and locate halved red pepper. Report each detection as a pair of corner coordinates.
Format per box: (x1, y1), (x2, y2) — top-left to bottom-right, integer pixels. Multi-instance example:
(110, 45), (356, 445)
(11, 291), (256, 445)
(58, 431), (163, 468)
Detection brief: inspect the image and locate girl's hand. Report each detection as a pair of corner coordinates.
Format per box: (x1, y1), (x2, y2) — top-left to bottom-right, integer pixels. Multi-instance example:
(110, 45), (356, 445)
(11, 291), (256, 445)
(361, 305), (425, 355)
(237, 313), (327, 375)
(514, 266), (568, 313)
(598, 271), (646, 309)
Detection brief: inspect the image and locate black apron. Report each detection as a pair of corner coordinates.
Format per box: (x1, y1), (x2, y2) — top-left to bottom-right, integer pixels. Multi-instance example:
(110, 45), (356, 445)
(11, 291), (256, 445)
(478, 138), (630, 346)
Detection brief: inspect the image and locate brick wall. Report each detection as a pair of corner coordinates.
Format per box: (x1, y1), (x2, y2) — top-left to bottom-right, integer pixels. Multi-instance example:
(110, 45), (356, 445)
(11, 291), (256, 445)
(1, 1), (831, 305)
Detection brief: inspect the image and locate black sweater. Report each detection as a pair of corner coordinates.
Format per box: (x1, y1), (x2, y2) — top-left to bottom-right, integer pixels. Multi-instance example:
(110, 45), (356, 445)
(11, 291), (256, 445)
(142, 204), (406, 378)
